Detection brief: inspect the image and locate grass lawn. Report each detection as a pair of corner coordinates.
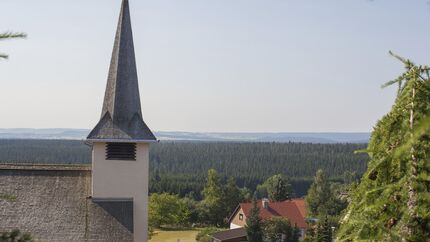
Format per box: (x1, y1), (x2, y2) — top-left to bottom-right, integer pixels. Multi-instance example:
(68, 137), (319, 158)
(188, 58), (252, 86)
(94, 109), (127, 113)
(149, 229), (199, 242)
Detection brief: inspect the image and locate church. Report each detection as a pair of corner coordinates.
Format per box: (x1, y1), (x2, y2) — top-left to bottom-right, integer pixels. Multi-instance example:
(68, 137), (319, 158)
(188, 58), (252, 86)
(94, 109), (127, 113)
(0, 0), (154, 241)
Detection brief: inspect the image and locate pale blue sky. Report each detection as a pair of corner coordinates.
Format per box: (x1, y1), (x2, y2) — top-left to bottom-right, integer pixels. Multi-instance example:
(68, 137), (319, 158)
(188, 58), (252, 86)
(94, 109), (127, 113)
(0, 0), (429, 132)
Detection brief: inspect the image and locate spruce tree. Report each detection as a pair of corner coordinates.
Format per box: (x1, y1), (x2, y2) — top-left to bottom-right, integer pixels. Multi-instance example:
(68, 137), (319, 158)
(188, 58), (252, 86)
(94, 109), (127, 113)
(246, 197), (264, 242)
(337, 53), (430, 241)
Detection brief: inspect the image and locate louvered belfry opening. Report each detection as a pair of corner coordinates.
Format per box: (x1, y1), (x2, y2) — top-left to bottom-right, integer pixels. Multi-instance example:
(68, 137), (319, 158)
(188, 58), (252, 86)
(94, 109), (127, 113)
(106, 143), (136, 160)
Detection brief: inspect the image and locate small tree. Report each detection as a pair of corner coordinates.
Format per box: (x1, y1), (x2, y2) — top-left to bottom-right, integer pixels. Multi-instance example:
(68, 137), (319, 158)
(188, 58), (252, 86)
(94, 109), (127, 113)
(239, 187), (252, 202)
(148, 193), (190, 228)
(260, 174), (293, 201)
(246, 197), (264, 242)
(305, 170), (331, 217)
(201, 169), (225, 226)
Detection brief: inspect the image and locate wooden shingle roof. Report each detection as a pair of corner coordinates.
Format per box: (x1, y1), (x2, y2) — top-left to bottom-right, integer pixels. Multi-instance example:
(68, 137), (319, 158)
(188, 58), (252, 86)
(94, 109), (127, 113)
(87, 0), (156, 142)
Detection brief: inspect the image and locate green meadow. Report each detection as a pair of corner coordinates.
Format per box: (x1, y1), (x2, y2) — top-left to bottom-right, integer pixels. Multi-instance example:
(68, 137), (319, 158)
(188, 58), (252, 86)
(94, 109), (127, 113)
(149, 229), (199, 242)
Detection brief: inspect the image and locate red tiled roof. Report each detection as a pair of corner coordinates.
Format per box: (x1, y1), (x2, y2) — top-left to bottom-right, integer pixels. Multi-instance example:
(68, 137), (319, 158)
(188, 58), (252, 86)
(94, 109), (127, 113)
(237, 199), (307, 229)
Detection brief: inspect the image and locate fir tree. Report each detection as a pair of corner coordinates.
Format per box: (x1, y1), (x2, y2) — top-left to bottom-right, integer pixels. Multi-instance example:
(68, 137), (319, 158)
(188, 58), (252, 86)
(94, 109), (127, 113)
(337, 53), (430, 241)
(246, 197), (264, 242)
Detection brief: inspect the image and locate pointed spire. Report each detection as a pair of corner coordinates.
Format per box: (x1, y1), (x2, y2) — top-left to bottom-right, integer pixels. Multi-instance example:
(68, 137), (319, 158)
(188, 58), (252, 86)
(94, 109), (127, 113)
(87, 0), (156, 142)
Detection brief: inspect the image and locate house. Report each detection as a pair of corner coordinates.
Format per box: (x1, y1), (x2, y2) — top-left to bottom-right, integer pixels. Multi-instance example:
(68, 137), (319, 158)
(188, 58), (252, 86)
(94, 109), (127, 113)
(228, 198), (307, 239)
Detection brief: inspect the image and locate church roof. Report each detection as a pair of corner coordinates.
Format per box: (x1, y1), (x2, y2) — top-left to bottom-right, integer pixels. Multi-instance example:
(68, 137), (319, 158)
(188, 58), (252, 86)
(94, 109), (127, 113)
(87, 0), (156, 142)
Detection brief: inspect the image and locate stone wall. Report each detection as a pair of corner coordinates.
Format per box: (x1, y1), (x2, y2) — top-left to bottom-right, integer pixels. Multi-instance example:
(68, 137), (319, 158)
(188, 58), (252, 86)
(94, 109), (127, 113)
(0, 164), (133, 242)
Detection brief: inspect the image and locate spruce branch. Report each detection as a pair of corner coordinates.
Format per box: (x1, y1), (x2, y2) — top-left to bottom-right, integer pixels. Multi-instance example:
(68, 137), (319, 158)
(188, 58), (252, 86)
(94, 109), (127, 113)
(0, 32), (27, 40)
(389, 50), (414, 68)
(0, 31), (27, 60)
(353, 149), (369, 154)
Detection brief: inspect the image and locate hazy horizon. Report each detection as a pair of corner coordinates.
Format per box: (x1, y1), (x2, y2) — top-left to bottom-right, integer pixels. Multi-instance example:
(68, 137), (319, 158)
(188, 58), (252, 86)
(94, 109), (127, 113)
(0, 127), (371, 133)
(1, 0), (429, 132)
(0, 128), (371, 143)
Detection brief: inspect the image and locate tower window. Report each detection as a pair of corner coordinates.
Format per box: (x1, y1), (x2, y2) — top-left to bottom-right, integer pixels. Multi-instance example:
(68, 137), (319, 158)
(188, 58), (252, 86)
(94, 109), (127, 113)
(106, 143), (136, 160)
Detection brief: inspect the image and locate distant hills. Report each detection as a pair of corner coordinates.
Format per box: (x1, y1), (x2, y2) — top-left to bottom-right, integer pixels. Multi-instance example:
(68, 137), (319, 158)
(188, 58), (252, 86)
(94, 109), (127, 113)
(0, 129), (370, 143)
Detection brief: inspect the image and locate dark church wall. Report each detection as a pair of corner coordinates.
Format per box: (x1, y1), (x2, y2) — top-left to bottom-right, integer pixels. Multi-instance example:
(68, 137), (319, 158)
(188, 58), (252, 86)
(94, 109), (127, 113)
(0, 164), (132, 242)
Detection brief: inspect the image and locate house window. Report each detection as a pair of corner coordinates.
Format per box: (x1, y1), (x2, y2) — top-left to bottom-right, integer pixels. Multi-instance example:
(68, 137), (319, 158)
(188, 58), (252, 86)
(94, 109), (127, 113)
(106, 143), (136, 160)
(239, 214), (243, 221)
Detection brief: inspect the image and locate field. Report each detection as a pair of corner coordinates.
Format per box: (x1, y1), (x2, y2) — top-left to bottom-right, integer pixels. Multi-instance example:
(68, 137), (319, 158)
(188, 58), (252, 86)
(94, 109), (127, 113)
(149, 229), (199, 242)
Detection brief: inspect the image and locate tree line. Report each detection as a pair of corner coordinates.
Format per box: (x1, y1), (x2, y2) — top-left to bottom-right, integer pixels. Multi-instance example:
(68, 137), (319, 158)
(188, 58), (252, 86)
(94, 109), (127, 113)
(0, 140), (368, 197)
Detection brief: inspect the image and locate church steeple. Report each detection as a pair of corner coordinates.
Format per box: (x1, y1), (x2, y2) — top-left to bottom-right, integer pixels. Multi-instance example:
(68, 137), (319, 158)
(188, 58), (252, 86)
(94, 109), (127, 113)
(87, 0), (155, 142)
(88, 1), (153, 241)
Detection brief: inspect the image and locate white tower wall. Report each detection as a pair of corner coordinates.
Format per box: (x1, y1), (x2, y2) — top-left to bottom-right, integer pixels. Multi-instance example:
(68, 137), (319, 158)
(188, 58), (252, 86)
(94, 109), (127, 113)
(92, 142), (149, 242)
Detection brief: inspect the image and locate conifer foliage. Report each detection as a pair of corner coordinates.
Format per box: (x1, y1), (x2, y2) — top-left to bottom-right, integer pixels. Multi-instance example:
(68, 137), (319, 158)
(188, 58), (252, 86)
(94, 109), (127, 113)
(0, 32), (26, 59)
(337, 53), (430, 241)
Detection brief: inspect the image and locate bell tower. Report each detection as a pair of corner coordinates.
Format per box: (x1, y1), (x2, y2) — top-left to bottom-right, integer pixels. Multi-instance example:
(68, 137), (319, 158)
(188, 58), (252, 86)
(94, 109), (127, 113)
(87, 0), (156, 241)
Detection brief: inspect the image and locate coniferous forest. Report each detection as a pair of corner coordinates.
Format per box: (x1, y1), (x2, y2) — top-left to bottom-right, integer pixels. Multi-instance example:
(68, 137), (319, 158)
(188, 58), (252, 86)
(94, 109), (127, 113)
(0, 140), (367, 197)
